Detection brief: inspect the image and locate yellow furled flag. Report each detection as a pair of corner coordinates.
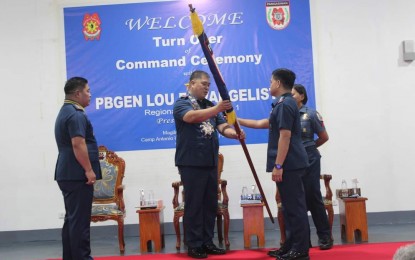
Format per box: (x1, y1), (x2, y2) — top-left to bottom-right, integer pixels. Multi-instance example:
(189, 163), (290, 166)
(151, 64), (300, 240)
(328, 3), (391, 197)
(188, 5), (236, 125)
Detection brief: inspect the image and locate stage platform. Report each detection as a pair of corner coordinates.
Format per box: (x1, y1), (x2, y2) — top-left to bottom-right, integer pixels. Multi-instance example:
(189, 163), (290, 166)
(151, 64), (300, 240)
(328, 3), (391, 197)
(1, 220), (415, 259)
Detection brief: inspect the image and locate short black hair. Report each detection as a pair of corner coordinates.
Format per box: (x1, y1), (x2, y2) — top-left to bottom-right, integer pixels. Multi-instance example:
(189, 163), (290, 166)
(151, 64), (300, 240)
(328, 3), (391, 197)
(189, 70), (210, 81)
(64, 77), (88, 95)
(272, 68), (296, 90)
(293, 84), (308, 105)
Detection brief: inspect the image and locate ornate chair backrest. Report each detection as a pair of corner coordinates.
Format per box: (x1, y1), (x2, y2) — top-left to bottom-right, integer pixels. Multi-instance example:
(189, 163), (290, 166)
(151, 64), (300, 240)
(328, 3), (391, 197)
(217, 152), (224, 179)
(217, 152), (224, 201)
(320, 174), (333, 205)
(276, 174), (333, 208)
(93, 145), (125, 205)
(173, 152), (225, 209)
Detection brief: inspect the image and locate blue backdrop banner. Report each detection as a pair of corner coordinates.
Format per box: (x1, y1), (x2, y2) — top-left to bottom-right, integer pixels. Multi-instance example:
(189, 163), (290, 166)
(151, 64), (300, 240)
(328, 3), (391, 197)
(64, 0), (315, 151)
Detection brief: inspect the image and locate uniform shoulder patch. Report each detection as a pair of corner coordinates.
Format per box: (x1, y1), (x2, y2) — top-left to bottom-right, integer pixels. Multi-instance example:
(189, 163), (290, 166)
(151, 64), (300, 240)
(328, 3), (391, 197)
(316, 111), (324, 121)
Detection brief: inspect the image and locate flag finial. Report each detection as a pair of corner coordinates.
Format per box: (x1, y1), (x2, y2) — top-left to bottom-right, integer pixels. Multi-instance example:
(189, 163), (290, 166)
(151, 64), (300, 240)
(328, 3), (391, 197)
(188, 4), (195, 13)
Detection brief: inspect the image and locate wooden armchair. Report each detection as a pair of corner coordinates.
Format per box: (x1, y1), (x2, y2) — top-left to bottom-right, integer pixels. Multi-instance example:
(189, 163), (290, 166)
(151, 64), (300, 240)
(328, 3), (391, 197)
(172, 152), (230, 250)
(91, 145), (126, 254)
(276, 174), (334, 246)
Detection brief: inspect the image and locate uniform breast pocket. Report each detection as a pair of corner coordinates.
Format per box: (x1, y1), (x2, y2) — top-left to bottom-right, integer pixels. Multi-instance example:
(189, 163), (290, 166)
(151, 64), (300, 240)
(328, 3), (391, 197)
(301, 120), (312, 135)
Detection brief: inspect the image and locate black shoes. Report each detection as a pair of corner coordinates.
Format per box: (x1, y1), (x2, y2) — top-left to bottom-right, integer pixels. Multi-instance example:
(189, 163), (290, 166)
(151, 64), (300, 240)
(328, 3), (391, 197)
(318, 238), (333, 250)
(203, 244), (226, 255)
(187, 244), (226, 258)
(276, 250), (310, 260)
(187, 247), (207, 259)
(267, 247), (289, 257)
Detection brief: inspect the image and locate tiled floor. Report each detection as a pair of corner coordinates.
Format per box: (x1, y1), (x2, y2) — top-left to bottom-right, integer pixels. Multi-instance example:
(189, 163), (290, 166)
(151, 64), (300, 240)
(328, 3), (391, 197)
(1, 223), (415, 259)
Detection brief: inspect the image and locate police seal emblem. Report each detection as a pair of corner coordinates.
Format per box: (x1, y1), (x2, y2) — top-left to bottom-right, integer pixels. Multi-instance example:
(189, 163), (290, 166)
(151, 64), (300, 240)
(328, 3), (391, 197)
(266, 1), (291, 30)
(83, 13), (102, 40)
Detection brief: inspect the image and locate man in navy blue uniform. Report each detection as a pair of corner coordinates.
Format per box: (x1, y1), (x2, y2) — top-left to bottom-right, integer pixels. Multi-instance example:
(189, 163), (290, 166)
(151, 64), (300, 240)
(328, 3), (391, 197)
(174, 70), (244, 259)
(54, 77), (102, 260)
(238, 69), (310, 260)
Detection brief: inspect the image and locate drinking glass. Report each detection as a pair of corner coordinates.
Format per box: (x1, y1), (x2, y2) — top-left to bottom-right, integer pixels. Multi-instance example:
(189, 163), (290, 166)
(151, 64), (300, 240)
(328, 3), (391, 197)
(241, 186), (248, 200)
(148, 190), (155, 206)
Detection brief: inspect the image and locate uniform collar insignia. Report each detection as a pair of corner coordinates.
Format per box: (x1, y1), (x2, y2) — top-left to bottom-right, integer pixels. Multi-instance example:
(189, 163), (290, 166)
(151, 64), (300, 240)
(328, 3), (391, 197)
(64, 99), (85, 111)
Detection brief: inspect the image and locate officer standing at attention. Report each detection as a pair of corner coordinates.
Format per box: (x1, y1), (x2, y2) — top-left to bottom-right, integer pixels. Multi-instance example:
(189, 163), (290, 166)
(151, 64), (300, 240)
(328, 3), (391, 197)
(238, 69), (310, 260)
(292, 84), (333, 250)
(54, 77), (102, 260)
(173, 70), (245, 259)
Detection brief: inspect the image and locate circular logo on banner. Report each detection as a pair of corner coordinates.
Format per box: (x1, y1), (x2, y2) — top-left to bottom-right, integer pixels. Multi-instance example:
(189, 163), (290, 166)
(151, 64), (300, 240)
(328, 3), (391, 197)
(266, 1), (291, 30)
(83, 13), (102, 40)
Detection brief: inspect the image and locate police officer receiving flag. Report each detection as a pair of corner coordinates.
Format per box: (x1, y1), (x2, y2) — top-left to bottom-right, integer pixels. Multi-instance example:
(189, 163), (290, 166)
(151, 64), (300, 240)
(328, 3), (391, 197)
(238, 69), (310, 260)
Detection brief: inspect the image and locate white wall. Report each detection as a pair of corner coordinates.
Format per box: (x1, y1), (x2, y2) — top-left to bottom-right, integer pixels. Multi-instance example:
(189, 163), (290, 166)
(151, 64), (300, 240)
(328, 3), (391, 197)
(0, 0), (414, 232)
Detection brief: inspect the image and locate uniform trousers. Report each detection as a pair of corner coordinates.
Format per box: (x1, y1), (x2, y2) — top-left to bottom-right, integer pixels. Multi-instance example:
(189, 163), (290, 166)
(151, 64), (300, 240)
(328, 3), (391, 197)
(277, 168), (310, 253)
(303, 146), (331, 240)
(58, 181), (94, 260)
(179, 165), (218, 249)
